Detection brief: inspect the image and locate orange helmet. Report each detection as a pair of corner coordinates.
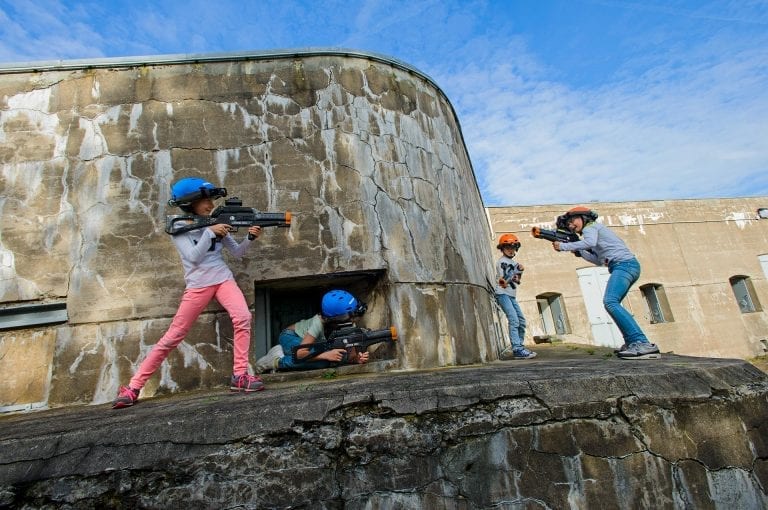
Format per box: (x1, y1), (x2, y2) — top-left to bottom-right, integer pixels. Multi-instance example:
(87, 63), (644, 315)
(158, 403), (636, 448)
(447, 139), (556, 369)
(556, 206), (598, 230)
(497, 233), (521, 250)
(566, 206), (595, 216)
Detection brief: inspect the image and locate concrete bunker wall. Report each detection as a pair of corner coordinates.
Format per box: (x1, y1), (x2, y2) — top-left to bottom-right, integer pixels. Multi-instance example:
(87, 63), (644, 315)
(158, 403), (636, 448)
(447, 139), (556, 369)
(0, 52), (501, 410)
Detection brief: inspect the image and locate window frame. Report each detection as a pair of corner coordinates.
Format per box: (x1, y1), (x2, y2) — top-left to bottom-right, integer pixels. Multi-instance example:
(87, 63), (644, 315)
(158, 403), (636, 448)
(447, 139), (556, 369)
(639, 283), (674, 324)
(536, 292), (571, 335)
(729, 275), (762, 313)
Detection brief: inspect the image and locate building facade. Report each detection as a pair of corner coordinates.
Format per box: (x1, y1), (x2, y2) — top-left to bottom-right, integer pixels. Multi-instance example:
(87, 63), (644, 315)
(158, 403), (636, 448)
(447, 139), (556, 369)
(487, 198), (768, 359)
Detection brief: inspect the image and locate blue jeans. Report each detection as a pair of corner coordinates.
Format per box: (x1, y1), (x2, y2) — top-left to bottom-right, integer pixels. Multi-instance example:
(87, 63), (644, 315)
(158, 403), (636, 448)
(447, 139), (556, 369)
(605, 258), (648, 344)
(495, 294), (526, 349)
(277, 329), (338, 371)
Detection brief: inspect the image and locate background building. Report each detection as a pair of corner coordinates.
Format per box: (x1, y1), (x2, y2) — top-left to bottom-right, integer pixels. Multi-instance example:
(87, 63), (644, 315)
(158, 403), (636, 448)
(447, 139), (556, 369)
(487, 198), (768, 359)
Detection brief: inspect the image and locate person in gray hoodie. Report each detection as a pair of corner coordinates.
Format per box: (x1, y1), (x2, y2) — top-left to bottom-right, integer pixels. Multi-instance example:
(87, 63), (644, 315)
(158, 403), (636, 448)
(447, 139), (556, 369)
(552, 206), (660, 360)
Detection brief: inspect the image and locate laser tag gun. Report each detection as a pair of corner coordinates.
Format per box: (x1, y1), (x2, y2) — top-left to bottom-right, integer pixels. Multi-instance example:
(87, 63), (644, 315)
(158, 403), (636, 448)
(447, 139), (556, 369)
(165, 197), (291, 239)
(499, 264), (524, 290)
(531, 226), (589, 258)
(530, 226), (579, 244)
(291, 323), (398, 361)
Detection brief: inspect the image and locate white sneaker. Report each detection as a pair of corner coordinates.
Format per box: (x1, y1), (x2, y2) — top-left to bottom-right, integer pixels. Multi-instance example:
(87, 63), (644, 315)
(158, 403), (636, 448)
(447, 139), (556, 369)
(617, 342), (660, 360)
(256, 344), (284, 373)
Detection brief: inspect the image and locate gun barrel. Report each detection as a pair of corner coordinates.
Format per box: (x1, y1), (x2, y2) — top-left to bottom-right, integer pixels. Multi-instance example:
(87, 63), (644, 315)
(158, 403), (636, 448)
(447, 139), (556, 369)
(531, 226), (578, 243)
(362, 326), (397, 342)
(247, 211), (291, 227)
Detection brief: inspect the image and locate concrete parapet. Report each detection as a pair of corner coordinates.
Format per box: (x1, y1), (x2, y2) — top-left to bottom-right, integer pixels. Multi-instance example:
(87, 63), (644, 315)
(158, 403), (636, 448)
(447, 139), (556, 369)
(0, 346), (766, 507)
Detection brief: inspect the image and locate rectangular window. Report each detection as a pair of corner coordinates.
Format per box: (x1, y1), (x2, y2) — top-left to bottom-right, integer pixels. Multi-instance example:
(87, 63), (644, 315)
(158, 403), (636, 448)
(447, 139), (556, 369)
(537, 293), (571, 335)
(640, 284), (674, 324)
(730, 276), (761, 313)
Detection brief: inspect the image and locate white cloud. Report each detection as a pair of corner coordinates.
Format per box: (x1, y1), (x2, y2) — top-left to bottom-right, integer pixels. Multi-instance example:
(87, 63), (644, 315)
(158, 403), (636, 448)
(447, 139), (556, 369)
(437, 25), (768, 206)
(0, 1), (109, 61)
(1, 0), (765, 210)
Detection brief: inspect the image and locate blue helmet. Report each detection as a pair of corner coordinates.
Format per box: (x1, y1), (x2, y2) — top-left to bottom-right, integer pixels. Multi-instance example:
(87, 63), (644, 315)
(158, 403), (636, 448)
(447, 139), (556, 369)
(168, 177), (227, 212)
(321, 290), (367, 320)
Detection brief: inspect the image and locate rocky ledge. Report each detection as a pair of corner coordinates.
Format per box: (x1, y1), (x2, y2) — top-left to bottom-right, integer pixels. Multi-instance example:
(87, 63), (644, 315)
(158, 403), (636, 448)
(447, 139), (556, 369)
(1, 345), (767, 509)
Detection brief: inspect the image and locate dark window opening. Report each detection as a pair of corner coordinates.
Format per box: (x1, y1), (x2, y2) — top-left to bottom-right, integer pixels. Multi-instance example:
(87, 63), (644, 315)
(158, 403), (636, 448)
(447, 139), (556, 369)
(640, 283), (674, 324)
(252, 269), (387, 357)
(730, 275), (762, 313)
(536, 292), (571, 335)
(0, 302), (68, 330)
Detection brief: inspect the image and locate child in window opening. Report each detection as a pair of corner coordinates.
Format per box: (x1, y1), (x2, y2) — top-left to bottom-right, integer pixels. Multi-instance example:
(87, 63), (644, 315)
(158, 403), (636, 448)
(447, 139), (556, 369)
(255, 289), (371, 372)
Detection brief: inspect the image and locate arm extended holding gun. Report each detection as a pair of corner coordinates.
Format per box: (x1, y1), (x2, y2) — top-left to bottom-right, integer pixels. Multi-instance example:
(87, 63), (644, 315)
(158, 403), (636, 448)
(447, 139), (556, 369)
(166, 197), (291, 238)
(531, 226), (585, 257)
(291, 324), (398, 362)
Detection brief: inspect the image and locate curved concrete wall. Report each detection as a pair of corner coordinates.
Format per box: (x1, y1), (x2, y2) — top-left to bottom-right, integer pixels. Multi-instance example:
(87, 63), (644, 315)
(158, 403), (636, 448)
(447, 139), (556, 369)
(0, 50), (501, 409)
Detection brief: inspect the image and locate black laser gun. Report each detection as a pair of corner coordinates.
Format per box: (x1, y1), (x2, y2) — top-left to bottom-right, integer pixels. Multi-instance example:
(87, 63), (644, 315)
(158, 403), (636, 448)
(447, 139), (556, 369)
(531, 226), (579, 243)
(499, 264), (524, 289)
(291, 324), (398, 361)
(531, 226), (587, 257)
(166, 197), (291, 238)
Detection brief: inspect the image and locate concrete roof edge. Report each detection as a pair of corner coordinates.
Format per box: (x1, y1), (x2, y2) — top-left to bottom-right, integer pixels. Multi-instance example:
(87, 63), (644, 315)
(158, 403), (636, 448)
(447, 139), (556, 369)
(0, 47), (437, 84)
(485, 195), (768, 209)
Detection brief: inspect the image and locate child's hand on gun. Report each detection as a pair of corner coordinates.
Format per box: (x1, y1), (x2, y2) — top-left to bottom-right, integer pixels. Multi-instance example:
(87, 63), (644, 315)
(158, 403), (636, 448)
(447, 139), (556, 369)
(209, 223), (232, 238)
(317, 348), (347, 362)
(349, 349), (370, 364)
(247, 225), (262, 239)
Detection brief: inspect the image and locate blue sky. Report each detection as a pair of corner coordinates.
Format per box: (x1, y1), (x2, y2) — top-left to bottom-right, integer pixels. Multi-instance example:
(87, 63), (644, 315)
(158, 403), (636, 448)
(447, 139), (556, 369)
(1, 0), (766, 206)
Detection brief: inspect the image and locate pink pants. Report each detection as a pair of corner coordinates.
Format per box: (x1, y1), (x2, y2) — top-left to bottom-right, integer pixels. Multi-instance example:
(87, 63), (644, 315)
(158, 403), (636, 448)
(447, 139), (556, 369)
(129, 279), (252, 390)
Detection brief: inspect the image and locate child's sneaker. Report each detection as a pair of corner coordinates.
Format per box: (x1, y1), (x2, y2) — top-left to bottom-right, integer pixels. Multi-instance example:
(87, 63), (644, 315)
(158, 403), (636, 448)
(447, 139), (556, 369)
(112, 386), (140, 409)
(255, 344), (284, 373)
(512, 347), (537, 359)
(499, 347), (516, 360)
(230, 373), (265, 392)
(617, 342), (660, 360)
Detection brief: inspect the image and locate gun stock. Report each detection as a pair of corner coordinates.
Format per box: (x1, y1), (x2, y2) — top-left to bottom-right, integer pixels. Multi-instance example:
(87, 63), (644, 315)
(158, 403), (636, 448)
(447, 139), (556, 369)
(166, 197), (291, 235)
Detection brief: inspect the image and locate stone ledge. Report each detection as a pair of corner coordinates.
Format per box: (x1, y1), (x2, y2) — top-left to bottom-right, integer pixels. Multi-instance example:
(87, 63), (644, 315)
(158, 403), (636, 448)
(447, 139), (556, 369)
(1, 345), (767, 508)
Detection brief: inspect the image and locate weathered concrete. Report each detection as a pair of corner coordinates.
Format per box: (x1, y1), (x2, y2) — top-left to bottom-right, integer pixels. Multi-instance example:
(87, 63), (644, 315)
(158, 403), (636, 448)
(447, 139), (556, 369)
(0, 50), (502, 411)
(1, 346), (766, 509)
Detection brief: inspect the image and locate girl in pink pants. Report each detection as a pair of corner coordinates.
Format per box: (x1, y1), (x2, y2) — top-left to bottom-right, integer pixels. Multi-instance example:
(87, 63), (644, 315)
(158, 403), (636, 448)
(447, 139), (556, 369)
(113, 177), (265, 409)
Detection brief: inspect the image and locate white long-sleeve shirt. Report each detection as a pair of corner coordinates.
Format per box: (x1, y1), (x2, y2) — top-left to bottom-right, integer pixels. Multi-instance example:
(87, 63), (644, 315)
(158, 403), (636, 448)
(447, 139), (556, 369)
(494, 255), (523, 298)
(171, 228), (254, 289)
(557, 222), (634, 266)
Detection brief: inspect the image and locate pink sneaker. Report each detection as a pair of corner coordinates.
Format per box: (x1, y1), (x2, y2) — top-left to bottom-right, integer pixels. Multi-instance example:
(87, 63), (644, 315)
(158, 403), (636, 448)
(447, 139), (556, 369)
(230, 373), (265, 392)
(112, 386), (140, 409)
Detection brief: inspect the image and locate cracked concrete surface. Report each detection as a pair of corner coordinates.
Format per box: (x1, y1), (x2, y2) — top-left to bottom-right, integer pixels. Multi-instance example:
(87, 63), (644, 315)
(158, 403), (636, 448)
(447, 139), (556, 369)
(0, 346), (766, 508)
